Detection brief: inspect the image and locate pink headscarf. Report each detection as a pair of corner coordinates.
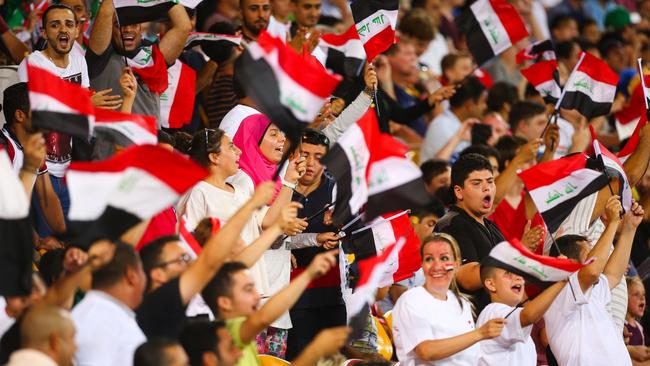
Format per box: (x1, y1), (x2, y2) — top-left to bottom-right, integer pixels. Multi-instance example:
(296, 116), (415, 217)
(232, 114), (282, 189)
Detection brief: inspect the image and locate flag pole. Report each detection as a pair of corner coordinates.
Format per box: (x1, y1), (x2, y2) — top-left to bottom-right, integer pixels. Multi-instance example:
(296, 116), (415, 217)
(347, 210), (410, 237)
(113, 9), (129, 66)
(553, 52), (586, 112)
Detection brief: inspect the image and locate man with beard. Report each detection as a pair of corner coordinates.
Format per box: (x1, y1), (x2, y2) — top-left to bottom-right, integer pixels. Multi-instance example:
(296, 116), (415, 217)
(240, 0), (271, 43)
(87, 0), (191, 119)
(434, 153), (505, 313)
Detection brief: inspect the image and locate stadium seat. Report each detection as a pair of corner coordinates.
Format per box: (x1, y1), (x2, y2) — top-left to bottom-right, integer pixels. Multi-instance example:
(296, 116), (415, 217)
(258, 354), (291, 366)
(373, 315), (394, 360)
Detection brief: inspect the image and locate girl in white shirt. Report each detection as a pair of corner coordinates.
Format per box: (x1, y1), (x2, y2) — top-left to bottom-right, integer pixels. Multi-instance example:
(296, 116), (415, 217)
(392, 233), (505, 366)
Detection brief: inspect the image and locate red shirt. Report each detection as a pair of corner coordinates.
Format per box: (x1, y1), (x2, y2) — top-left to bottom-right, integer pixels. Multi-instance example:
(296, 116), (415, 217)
(490, 192), (545, 254)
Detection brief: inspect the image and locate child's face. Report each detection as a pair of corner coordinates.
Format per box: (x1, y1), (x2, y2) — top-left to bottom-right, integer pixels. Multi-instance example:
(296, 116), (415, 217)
(225, 270), (261, 317)
(486, 268), (525, 306)
(628, 282), (646, 319)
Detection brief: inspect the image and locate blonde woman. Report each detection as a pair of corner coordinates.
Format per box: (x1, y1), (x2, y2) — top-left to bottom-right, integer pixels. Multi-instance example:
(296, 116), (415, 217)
(392, 233), (505, 366)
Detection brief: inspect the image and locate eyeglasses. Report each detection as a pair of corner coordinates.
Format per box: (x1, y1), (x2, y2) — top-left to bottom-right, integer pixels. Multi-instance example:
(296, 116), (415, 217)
(302, 129), (330, 147)
(156, 253), (192, 268)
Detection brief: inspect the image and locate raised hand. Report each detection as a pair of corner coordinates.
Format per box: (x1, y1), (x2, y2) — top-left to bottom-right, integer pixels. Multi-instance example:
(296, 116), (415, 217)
(91, 88), (123, 110)
(306, 249), (338, 279)
(251, 181), (276, 208)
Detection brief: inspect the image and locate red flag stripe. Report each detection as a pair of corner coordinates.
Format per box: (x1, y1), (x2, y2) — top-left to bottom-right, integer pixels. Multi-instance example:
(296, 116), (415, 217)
(321, 25), (361, 47)
(520, 60), (558, 85)
(518, 153), (589, 189)
(95, 109), (157, 136)
(578, 52), (619, 85)
(490, 0), (528, 46)
(27, 65), (94, 115)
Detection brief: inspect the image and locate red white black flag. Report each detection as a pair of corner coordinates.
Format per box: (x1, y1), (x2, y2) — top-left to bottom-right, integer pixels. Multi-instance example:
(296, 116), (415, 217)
(558, 52), (619, 119)
(516, 39), (556, 65)
(66, 145), (208, 246)
(160, 60), (196, 129)
(184, 32), (242, 50)
(615, 60), (650, 140)
(592, 139), (633, 211)
(518, 153), (608, 234)
(127, 45), (169, 95)
(483, 239), (587, 285)
(457, 0), (528, 66)
(236, 31), (341, 143)
(318, 25), (366, 78)
(350, 0), (399, 62)
(114, 0), (203, 26)
(321, 110), (430, 226)
(27, 64), (94, 139)
(0, 147), (34, 296)
(521, 60), (561, 105)
(94, 109), (157, 147)
(618, 112), (647, 162)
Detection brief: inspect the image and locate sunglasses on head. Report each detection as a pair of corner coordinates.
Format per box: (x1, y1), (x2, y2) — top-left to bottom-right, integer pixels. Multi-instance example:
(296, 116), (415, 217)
(302, 129), (330, 147)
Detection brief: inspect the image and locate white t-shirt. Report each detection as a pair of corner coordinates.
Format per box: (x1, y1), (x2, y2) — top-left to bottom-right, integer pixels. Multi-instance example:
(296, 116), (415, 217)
(419, 34), (449, 76)
(219, 104), (261, 139)
(393, 287), (479, 366)
(18, 50), (90, 178)
(544, 273), (632, 366)
(421, 109), (469, 163)
(476, 303), (535, 366)
(176, 179), (271, 298)
(553, 117), (575, 160)
(72, 290), (146, 366)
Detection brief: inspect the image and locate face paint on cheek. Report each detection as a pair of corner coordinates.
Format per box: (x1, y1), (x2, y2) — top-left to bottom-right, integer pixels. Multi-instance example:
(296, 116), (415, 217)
(444, 264), (455, 272)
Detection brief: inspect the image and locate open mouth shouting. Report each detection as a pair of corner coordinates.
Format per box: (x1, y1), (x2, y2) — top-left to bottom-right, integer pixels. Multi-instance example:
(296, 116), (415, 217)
(511, 283), (523, 295)
(482, 194), (493, 210)
(57, 34), (71, 49)
(121, 33), (136, 49)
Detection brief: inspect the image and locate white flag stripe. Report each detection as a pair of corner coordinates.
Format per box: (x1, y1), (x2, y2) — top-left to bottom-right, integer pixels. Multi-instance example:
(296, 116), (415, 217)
(535, 78), (562, 99)
(563, 70), (617, 103)
(490, 242), (574, 282)
(615, 117), (640, 141)
(367, 157), (422, 196)
(355, 9), (398, 45)
(30, 92), (92, 120)
(114, 0), (201, 9)
(159, 60), (182, 129)
(319, 39), (366, 59)
(338, 124), (370, 215)
(0, 150), (29, 219)
(94, 122), (157, 145)
(67, 168), (178, 220)
(347, 237), (406, 321)
(528, 168), (604, 212)
(471, 0), (512, 56)
(370, 219), (396, 254)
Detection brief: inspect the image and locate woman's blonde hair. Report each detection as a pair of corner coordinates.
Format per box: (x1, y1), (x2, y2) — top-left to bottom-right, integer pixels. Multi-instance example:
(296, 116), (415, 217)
(420, 233), (472, 313)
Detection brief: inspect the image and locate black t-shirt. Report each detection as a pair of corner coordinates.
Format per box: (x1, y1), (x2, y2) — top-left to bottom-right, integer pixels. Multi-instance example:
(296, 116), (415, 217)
(136, 277), (187, 339)
(434, 205), (505, 312)
(0, 318), (20, 364)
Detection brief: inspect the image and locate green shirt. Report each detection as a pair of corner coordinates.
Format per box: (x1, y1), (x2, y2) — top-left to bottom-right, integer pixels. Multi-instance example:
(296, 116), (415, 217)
(226, 317), (260, 366)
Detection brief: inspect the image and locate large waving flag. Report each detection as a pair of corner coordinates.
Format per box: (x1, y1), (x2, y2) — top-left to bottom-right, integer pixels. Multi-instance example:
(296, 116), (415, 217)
(558, 52), (619, 119)
(66, 145), (208, 246)
(457, 0), (529, 67)
(236, 31), (342, 143)
(184, 32), (242, 50)
(592, 139), (632, 211)
(518, 153), (608, 234)
(178, 216), (204, 259)
(322, 110), (429, 226)
(521, 60), (561, 105)
(482, 239), (587, 285)
(516, 39), (556, 65)
(318, 25), (367, 78)
(27, 64), (94, 139)
(350, 0), (398, 62)
(114, 0), (203, 26)
(0, 147), (34, 296)
(94, 109), (157, 146)
(160, 60), (196, 129)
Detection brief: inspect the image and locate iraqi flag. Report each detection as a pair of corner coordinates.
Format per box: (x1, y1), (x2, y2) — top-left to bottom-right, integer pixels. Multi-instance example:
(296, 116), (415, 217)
(318, 25), (366, 78)
(236, 31), (341, 143)
(558, 52), (619, 119)
(482, 239), (587, 285)
(65, 145), (208, 247)
(94, 109), (157, 147)
(521, 60), (561, 105)
(518, 153), (608, 234)
(322, 110), (429, 226)
(350, 0), (398, 62)
(618, 112), (647, 162)
(0, 147), (34, 297)
(178, 216), (204, 259)
(114, 0), (203, 26)
(185, 32), (242, 50)
(27, 64), (94, 139)
(342, 211), (421, 285)
(615, 60), (650, 141)
(127, 45), (169, 95)
(160, 60), (196, 129)
(516, 39), (556, 65)
(592, 139), (633, 211)
(457, 0), (528, 67)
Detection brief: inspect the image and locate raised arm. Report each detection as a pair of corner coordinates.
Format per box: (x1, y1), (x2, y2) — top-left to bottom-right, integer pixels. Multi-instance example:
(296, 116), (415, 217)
(577, 195), (621, 293)
(239, 250), (338, 343)
(178, 182), (275, 304)
(88, 0), (114, 55)
(604, 200), (644, 289)
(261, 154), (306, 230)
(235, 202), (300, 267)
(158, 4), (192, 65)
(0, 16), (28, 64)
(519, 280), (567, 327)
(494, 139), (540, 206)
(415, 318), (505, 361)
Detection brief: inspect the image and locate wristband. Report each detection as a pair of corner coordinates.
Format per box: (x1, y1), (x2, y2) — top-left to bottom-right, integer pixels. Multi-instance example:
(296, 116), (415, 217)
(363, 86), (376, 99)
(281, 178), (297, 190)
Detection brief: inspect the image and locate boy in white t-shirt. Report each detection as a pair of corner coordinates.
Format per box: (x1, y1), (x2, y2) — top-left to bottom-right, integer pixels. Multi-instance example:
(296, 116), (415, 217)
(543, 196), (644, 366)
(476, 264), (566, 365)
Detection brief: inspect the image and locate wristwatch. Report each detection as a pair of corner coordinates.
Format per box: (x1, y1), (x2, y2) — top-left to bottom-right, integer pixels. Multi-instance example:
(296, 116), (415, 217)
(281, 178), (297, 190)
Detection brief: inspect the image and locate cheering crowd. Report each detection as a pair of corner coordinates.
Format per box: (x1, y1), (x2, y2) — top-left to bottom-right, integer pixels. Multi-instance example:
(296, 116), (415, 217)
(1, 0), (650, 365)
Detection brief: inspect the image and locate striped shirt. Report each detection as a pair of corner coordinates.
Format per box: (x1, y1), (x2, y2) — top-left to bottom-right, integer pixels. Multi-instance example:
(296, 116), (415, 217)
(204, 74), (237, 129)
